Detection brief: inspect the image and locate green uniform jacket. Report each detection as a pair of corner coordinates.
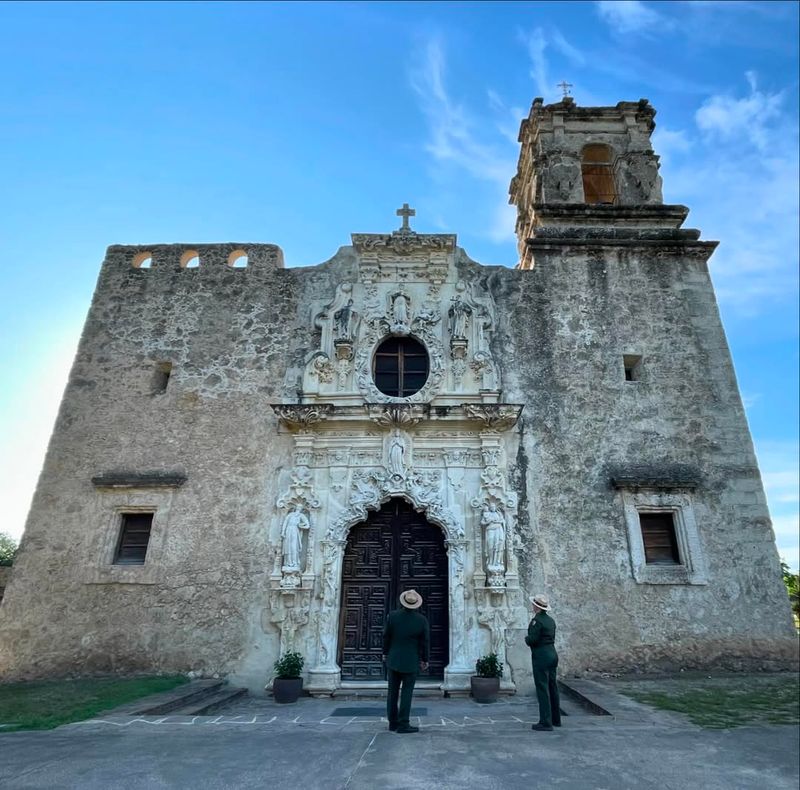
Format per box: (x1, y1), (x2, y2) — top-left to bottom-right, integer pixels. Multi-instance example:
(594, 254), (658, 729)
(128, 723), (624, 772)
(525, 611), (558, 666)
(383, 608), (430, 674)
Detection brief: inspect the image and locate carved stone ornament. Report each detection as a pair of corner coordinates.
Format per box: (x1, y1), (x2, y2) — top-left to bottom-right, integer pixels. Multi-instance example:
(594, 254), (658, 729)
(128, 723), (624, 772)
(351, 230), (456, 256)
(462, 404), (523, 431)
(272, 404), (334, 429)
(366, 403), (427, 427)
(325, 467), (464, 543)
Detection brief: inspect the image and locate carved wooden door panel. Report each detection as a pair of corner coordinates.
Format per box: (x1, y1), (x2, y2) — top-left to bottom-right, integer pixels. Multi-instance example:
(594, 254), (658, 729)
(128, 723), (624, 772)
(339, 499), (449, 680)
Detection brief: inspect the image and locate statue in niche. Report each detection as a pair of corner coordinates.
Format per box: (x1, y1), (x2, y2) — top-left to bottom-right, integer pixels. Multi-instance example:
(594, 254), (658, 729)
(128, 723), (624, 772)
(481, 501), (506, 572)
(388, 430), (406, 478)
(448, 297), (472, 339)
(333, 300), (358, 341)
(392, 293), (410, 326)
(281, 504), (310, 572)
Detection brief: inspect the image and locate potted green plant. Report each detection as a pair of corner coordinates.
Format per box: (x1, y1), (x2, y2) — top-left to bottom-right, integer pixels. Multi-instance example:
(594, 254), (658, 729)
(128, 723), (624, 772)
(471, 653), (502, 703)
(272, 651), (304, 703)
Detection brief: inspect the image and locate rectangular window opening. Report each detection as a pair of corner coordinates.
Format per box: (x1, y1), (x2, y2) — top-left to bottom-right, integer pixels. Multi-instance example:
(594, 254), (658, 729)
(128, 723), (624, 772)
(639, 511), (681, 565)
(114, 512), (154, 565)
(623, 354), (642, 382)
(151, 362), (172, 394)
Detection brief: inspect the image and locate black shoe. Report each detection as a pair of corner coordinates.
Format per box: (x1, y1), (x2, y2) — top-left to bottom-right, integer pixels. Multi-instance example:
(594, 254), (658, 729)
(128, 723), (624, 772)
(396, 726), (420, 733)
(388, 723), (398, 731)
(531, 723), (554, 731)
(553, 722), (562, 727)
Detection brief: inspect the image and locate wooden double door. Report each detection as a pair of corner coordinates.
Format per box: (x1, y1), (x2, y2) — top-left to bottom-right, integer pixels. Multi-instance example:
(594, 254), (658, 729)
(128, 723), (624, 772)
(338, 499), (449, 680)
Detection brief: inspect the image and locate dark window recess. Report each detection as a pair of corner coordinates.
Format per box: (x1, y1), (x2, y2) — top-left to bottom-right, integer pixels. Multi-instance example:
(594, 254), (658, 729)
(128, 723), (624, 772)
(114, 513), (154, 565)
(623, 354), (642, 382)
(151, 362), (172, 394)
(639, 512), (681, 565)
(373, 337), (429, 397)
(582, 144), (617, 205)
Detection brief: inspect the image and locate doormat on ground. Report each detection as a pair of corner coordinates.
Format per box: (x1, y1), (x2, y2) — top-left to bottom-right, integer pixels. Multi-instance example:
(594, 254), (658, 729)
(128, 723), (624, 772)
(330, 707), (428, 717)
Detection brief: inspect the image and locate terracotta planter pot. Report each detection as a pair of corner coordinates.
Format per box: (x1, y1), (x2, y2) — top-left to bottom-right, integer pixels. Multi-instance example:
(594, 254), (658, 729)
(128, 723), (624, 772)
(470, 675), (500, 704)
(273, 677), (303, 703)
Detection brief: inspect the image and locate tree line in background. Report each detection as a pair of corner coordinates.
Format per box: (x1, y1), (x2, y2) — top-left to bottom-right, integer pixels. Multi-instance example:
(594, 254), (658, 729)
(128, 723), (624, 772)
(0, 533), (18, 566)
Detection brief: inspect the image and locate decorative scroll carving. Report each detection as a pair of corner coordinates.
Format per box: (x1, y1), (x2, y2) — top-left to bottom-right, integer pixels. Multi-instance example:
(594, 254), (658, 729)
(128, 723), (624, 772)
(366, 403), (427, 427)
(326, 467), (463, 543)
(477, 603), (514, 667)
(310, 353), (334, 384)
(272, 404), (334, 429)
(462, 404), (523, 431)
(351, 230), (456, 256)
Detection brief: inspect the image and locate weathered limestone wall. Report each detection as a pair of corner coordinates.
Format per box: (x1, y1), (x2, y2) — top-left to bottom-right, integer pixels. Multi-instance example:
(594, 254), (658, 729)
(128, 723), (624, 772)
(484, 245), (797, 674)
(0, 243), (355, 681)
(1, 236), (795, 689)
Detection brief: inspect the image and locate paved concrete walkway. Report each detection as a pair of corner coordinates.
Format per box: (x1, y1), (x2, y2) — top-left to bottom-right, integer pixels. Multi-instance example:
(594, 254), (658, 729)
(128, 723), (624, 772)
(1, 685), (797, 789)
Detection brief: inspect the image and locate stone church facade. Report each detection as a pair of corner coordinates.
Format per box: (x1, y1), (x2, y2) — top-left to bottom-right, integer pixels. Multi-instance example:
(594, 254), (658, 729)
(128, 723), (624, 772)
(0, 98), (795, 694)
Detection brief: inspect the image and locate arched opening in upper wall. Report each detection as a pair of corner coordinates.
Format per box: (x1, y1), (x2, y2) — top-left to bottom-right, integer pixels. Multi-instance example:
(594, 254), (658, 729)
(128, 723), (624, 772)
(180, 250), (200, 268)
(228, 250), (248, 268)
(132, 252), (152, 269)
(581, 144), (617, 205)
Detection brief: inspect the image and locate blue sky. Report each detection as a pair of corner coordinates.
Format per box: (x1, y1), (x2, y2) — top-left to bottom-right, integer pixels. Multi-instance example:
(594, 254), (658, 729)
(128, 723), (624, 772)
(0, 1), (797, 567)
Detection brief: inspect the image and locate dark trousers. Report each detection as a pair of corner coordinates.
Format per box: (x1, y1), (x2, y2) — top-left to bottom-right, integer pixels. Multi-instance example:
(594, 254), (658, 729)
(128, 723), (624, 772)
(387, 669), (417, 728)
(532, 651), (561, 727)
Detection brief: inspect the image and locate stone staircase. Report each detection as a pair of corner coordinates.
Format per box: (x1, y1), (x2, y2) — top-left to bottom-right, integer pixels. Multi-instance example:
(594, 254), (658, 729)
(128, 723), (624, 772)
(111, 679), (248, 717)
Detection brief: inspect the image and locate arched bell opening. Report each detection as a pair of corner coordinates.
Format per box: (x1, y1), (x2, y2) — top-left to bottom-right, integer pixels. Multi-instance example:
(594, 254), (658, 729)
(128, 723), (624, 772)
(337, 497), (449, 680)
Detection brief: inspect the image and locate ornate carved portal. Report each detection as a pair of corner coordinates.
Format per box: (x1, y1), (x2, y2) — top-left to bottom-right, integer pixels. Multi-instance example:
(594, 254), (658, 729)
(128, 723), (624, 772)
(338, 499), (449, 680)
(269, 218), (528, 696)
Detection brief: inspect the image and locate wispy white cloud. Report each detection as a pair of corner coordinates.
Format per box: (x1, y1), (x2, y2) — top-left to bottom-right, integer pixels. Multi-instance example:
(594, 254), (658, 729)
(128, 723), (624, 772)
(696, 71), (785, 151)
(551, 29), (586, 67)
(596, 1), (673, 35)
(518, 27), (550, 98)
(658, 72), (798, 314)
(408, 38), (519, 245)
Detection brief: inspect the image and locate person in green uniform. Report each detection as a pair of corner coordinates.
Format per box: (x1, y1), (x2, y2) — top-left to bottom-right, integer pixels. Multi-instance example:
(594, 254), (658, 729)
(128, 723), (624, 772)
(525, 593), (561, 731)
(383, 589), (430, 734)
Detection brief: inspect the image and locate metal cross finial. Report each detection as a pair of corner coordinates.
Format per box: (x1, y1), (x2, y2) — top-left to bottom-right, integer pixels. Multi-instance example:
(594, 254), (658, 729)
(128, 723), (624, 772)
(396, 203), (416, 231)
(557, 80), (573, 99)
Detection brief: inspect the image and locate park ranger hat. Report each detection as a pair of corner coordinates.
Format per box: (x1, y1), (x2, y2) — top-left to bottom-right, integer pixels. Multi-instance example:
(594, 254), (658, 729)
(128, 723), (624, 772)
(530, 594), (551, 612)
(399, 589), (423, 609)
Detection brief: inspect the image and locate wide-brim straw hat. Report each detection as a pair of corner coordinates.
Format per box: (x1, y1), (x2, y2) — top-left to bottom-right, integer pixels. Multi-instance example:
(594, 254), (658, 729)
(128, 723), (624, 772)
(399, 589), (423, 609)
(530, 594), (551, 612)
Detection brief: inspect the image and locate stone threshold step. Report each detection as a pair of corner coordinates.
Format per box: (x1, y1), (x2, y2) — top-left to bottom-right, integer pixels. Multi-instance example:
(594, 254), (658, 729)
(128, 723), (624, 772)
(176, 687), (248, 716)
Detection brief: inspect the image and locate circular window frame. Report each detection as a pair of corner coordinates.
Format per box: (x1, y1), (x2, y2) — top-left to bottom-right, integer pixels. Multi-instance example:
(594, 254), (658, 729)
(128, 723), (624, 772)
(355, 328), (445, 404)
(372, 335), (430, 398)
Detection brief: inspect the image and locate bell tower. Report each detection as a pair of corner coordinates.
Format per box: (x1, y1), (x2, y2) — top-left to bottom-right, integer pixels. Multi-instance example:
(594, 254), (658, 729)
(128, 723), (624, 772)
(509, 97), (674, 269)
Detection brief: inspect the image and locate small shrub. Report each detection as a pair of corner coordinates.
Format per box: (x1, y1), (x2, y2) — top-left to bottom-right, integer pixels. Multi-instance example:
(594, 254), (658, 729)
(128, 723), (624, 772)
(0, 532), (17, 567)
(475, 653), (503, 678)
(274, 651), (304, 679)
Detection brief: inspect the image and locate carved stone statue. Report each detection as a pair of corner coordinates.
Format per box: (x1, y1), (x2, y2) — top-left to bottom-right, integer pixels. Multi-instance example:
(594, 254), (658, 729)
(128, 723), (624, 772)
(333, 300), (357, 341)
(281, 505), (310, 572)
(388, 431), (406, 478)
(392, 293), (410, 325)
(448, 297), (471, 339)
(482, 501), (506, 572)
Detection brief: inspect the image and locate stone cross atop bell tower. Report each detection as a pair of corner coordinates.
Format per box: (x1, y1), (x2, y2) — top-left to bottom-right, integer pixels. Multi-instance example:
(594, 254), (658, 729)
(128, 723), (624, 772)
(509, 98), (674, 269)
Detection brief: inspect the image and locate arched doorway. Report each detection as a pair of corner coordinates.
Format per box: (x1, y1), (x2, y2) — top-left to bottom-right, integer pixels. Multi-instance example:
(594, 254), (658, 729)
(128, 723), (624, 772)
(338, 498), (449, 680)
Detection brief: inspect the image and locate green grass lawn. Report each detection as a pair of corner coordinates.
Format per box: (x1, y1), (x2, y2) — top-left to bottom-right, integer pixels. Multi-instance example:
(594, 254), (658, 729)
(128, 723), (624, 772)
(0, 675), (188, 732)
(615, 673), (800, 729)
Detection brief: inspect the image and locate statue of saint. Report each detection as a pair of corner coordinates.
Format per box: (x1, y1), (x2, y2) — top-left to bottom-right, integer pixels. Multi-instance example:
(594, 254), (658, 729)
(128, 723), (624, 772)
(333, 300), (357, 340)
(388, 431), (406, 477)
(392, 293), (410, 325)
(281, 505), (310, 572)
(482, 501), (506, 572)
(448, 297), (471, 339)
